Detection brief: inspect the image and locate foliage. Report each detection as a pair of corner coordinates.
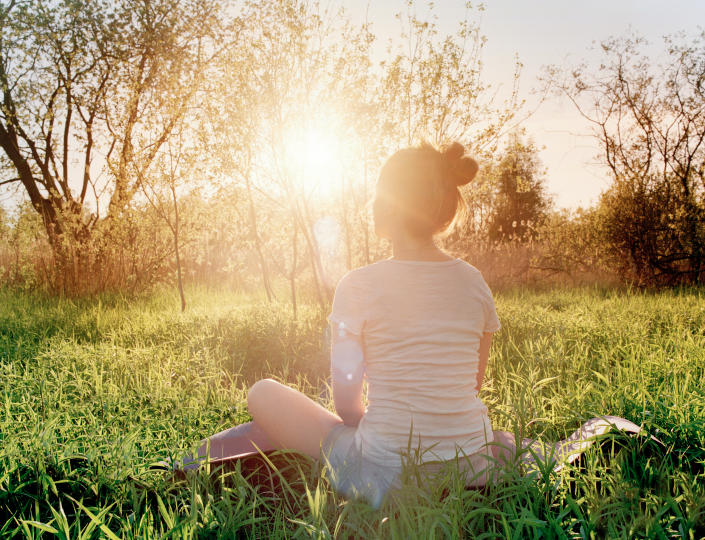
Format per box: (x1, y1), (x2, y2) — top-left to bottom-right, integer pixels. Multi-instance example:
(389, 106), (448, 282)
(0, 200), (189, 294)
(0, 206), (8, 238)
(485, 134), (551, 243)
(0, 287), (703, 537)
(528, 207), (618, 285)
(0, 202), (46, 289)
(4, 2), (705, 294)
(0, 0), (227, 290)
(378, 2), (524, 156)
(0, 0), (546, 297)
(555, 32), (705, 285)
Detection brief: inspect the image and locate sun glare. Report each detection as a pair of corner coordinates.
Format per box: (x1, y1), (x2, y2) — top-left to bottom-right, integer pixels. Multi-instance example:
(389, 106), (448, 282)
(283, 119), (346, 197)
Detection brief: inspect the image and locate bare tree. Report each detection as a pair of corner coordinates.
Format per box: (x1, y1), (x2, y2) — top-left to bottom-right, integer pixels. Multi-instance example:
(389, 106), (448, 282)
(378, 3), (525, 159)
(197, 15), (277, 303)
(140, 131), (196, 311)
(554, 33), (705, 284)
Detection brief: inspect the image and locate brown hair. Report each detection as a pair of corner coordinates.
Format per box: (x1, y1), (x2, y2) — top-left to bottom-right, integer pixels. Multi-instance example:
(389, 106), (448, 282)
(374, 141), (479, 238)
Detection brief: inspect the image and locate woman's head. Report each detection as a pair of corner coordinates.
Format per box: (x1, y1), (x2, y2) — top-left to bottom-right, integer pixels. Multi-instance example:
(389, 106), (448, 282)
(373, 141), (478, 240)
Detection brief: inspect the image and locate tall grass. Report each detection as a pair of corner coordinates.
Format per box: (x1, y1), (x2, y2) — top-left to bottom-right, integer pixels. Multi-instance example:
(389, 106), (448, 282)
(0, 286), (703, 538)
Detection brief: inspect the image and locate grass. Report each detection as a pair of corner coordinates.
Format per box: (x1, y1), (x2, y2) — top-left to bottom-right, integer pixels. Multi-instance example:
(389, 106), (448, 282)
(0, 285), (704, 538)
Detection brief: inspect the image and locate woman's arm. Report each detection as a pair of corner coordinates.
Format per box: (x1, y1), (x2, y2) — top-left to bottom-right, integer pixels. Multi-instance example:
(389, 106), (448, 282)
(330, 322), (365, 427)
(476, 332), (493, 391)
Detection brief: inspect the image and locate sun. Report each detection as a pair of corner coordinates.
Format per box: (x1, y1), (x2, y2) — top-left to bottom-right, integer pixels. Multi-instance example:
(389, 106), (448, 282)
(282, 118), (346, 197)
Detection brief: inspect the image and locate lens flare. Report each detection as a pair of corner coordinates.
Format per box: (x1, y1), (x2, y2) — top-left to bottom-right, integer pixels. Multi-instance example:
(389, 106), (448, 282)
(331, 323), (364, 385)
(314, 216), (346, 289)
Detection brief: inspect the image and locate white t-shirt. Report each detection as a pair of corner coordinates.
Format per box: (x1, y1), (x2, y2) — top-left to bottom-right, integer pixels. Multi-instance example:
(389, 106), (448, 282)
(329, 258), (501, 467)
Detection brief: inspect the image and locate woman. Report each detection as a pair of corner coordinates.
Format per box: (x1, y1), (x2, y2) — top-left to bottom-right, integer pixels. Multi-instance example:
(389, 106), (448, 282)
(187, 141), (513, 508)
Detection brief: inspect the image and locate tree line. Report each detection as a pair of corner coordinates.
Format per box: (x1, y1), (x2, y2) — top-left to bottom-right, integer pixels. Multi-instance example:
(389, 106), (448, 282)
(0, 0), (703, 308)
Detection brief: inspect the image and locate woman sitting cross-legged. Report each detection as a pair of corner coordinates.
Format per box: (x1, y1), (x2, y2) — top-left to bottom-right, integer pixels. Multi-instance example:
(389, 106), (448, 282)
(183, 141), (519, 508)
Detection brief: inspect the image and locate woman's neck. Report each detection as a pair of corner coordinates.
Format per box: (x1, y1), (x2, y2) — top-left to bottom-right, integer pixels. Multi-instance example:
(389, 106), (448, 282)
(391, 233), (453, 262)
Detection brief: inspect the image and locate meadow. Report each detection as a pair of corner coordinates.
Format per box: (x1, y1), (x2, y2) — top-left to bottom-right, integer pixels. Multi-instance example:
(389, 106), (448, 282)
(0, 286), (704, 538)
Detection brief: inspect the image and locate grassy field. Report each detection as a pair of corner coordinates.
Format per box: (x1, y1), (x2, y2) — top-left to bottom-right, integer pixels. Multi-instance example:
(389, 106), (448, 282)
(0, 286), (704, 538)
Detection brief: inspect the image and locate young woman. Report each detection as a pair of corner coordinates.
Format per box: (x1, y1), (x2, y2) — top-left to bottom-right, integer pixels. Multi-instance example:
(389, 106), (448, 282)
(187, 141), (515, 508)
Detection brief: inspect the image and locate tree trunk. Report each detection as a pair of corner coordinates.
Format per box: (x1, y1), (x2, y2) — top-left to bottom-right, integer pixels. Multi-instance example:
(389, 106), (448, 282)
(341, 174), (352, 271)
(289, 219), (298, 319)
(171, 184), (187, 312)
(245, 173), (275, 302)
(295, 198), (328, 307)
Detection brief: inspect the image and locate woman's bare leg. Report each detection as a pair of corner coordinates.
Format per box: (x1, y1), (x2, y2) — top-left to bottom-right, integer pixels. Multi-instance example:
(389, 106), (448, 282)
(247, 378), (344, 458)
(182, 378), (344, 469)
(185, 420), (277, 465)
(491, 430), (518, 466)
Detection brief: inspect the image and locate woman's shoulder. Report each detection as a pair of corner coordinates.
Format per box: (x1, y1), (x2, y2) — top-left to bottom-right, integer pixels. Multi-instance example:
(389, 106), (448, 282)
(334, 260), (399, 296)
(452, 258), (484, 278)
(342, 259), (392, 275)
(336, 258), (486, 287)
(335, 263), (377, 290)
(451, 259), (496, 294)
(454, 257), (479, 272)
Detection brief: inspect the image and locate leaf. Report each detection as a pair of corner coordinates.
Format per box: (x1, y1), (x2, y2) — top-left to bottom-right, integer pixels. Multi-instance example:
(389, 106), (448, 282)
(66, 496), (121, 540)
(20, 521), (59, 534)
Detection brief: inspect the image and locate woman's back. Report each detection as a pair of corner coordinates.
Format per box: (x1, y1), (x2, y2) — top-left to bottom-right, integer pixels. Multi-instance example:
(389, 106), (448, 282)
(329, 257), (500, 467)
(195, 141), (501, 510)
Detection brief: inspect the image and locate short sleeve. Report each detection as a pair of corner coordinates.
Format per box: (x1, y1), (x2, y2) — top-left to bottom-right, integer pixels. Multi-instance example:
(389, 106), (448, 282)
(328, 270), (367, 336)
(478, 275), (501, 333)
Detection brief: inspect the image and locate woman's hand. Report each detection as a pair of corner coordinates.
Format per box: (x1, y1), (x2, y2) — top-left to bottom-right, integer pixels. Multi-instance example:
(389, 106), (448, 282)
(330, 322), (365, 427)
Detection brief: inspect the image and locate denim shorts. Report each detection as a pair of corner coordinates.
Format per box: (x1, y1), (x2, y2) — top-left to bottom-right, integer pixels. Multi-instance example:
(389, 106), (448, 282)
(321, 423), (401, 509)
(321, 423), (494, 509)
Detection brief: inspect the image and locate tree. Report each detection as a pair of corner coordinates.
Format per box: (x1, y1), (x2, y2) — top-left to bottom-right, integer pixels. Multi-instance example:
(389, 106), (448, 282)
(0, 205), (8, 239)
(0, 0), (225, 291)
(202, 0), (380, 308)
(554, 33), (705, 284)
(1, 0), (543, 295)
(487, 134), (551, 243)
(378, 2), (525, 159)
(140, 130), (196, 311)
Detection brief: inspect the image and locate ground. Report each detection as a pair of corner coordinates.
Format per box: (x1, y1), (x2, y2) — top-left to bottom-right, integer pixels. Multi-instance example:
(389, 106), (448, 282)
(0, 286), (703, 538)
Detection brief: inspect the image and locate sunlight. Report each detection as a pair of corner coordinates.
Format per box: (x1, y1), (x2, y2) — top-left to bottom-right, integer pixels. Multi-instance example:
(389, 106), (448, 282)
(282, 118), (346, 197)
(313, 215), (346, 288)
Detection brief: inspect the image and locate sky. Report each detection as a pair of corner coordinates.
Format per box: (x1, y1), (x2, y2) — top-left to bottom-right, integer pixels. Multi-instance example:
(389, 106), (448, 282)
(2, 1), (703, 215)
(347, 0), (705, 209)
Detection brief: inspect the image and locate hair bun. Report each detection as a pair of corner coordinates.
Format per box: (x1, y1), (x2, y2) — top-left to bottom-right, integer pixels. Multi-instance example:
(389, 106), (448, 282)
(442, 142), (478, 187)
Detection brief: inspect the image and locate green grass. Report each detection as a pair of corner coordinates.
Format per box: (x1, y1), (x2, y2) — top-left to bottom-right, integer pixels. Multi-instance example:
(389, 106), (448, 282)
(1, 286), (704, 538)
